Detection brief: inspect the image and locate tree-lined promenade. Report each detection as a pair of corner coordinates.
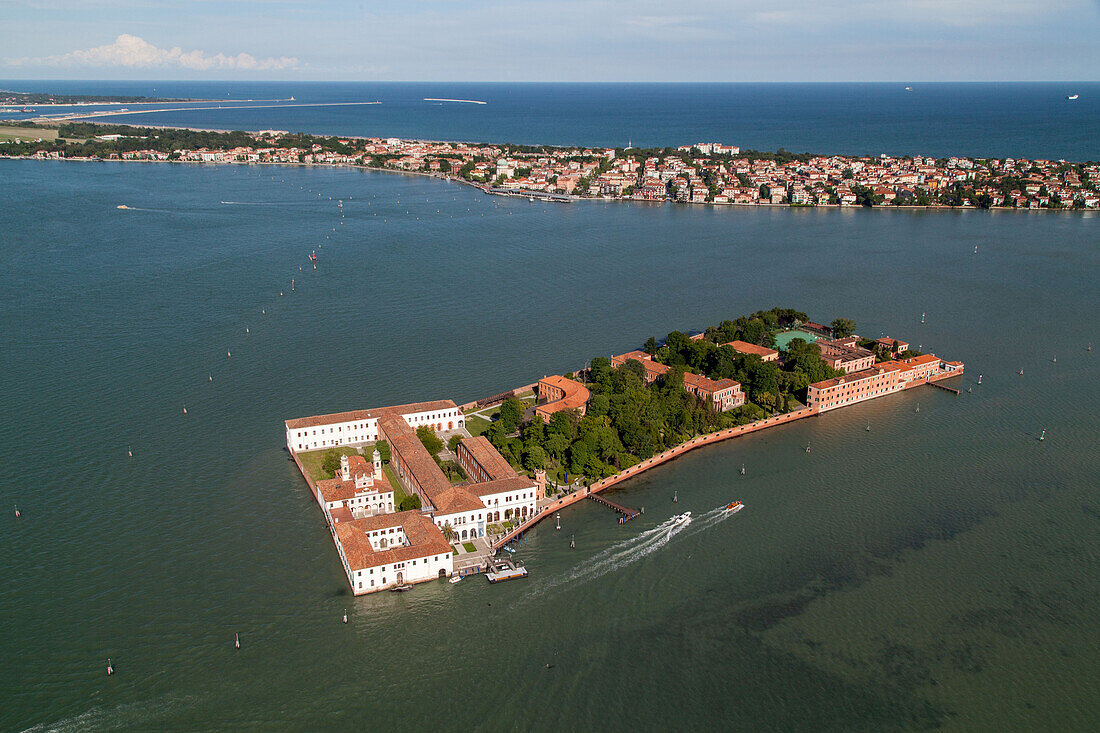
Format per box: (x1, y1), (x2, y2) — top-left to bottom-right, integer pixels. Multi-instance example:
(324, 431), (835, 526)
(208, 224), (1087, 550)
(2, 120), (1097, 210)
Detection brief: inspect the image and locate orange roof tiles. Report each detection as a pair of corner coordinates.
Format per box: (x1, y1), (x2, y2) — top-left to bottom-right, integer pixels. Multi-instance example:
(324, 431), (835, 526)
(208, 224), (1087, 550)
(724, 340), (779, 359)
(459, 436), (517, 481)
(536, 375), (590, 417)
(466, 475), (537, 498)
(378, 414), (453, 504)
(334, 511), (451, 571)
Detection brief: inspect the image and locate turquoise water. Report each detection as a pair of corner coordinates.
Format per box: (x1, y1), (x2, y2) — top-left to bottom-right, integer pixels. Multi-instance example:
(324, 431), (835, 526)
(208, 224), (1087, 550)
(775, 330), (821, 350)
(1, 159), (1098, 730)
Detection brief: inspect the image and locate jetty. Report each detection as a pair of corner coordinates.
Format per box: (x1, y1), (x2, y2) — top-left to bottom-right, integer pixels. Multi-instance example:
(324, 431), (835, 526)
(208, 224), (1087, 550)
(587, 492), (642, 523)
(928, 380), (960, 395)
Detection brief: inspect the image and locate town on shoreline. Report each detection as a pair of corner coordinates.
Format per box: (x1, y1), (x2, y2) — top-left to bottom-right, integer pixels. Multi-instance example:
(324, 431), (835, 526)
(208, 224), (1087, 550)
(2, 120), (1097, 210)
(285, 309), (965, 596)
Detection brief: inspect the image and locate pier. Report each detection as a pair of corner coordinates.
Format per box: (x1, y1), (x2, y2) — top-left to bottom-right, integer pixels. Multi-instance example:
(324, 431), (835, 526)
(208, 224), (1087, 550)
(928, 380), (960, 395)
(587, 492), (642, 523)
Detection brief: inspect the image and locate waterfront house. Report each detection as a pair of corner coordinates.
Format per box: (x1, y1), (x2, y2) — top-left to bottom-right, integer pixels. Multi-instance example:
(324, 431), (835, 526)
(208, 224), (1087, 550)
(535, 375), (591, 420)
(333, 511), (454, 594)
(816, 337), (876, 374)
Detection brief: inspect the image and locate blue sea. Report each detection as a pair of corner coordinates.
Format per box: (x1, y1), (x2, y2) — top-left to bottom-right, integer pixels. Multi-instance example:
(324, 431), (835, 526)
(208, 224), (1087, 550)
(1, 82), (1098, 731)
(2, 80), (1098, 159)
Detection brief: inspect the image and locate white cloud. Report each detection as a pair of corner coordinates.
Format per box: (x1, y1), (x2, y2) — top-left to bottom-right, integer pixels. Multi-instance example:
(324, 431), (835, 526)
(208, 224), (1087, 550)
(2, 34), (298, 71)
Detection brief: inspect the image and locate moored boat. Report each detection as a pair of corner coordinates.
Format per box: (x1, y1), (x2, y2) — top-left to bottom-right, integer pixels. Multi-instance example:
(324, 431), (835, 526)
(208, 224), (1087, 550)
(389, 583), (413, 592)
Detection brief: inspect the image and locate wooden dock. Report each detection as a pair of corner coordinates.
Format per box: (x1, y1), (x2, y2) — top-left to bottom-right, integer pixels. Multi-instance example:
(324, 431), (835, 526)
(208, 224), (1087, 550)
(928, 381), (960, 395)
(587, 492), (642, 523)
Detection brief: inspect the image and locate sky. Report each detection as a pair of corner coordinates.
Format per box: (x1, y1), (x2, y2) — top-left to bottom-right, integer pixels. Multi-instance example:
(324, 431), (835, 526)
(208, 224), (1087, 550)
(1, 0), (1098, 82)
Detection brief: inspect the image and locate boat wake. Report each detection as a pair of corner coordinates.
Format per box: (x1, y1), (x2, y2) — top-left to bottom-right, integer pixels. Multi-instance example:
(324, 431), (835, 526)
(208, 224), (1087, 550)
(524, 503), (739, 598)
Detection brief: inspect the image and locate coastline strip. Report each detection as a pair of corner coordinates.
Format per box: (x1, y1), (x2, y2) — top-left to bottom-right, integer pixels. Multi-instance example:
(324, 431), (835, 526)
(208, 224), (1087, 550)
(35, 101), (383, 123)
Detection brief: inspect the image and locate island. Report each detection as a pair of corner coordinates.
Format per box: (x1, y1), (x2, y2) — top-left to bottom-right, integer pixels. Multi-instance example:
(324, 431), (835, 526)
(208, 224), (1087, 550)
(2, 120), (1097, 209)
(0, 90), (193, 106)
(285, 309), (964, 595)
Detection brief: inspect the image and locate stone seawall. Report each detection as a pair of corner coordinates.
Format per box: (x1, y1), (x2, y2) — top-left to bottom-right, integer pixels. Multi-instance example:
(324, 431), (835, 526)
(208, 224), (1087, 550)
(491, 407), (817, 549)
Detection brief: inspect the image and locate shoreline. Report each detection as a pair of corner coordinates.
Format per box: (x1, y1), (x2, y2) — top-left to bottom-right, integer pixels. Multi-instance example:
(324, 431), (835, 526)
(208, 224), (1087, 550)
(2, 118), (1095, 211)
(0, 154), (1086, 214)
(492, 366), (963, 549)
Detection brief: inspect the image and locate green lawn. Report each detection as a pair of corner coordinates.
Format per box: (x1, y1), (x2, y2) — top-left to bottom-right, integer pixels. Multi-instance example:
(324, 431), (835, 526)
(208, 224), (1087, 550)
(0, 125), (59, 142)
(296, 445), (362, 482)
(383, 465), (409, 506)
(466, 414), (491, 436)
(462, 542), (477, 553)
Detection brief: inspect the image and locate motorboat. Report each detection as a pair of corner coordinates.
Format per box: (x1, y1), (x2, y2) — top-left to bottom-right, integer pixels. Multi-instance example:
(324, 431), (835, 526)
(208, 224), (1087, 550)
(725, 501), (744, 513)
(389, 583), (413, 592)
(448, 575), (462, 584)
(673, 511), (692, 524)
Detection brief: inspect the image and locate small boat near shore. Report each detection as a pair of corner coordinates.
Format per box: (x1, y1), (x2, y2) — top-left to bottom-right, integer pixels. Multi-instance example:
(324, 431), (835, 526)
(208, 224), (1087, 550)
(725, 501), (744, 513)
(486, 561), (528, 583)
(448, 575), (462, 584)
(389, 583), (413, 593)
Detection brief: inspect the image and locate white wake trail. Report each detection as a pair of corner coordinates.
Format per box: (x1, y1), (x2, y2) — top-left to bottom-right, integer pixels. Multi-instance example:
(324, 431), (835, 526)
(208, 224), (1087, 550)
(524, 504), (739, 598)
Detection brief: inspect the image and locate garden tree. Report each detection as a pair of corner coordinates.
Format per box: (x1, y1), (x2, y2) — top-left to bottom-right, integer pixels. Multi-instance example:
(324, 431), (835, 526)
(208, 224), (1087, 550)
(447, 434), (463, 452)
(374, 440), (390, 463)
(520, 415), (547, 449)
(320, 448), (343, 478)
(588, 393), (611, 417)
(588, 357), (614, 392)
(399, 493), (422, 512)
(568, 439), (592, 475)
(545, 433), (570, 461)
(441, 522), (456, 542)
(484, 420), (505, 446)
(498, 398), (524, 433)
(523, 445), (547, 472)
(416, 425), (444, 455)
(643, 336), (659, 355)
(830, 318), (856, 338)
(548, 409), (579, 443)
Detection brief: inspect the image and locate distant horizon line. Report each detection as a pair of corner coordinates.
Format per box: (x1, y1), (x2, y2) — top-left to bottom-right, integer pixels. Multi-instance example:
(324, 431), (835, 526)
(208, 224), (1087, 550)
(1, 79), (1097, 85)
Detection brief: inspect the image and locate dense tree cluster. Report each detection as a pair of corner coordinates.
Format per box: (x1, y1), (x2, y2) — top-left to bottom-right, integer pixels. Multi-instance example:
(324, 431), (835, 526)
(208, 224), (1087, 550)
(479, 307), (849, 484)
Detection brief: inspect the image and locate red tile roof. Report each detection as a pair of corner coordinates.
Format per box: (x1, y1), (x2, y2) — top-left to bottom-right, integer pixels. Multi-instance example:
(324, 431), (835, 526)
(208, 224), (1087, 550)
(378, 414), (453, 504)
(334, 511), (451, 571)
(682, 372), (740, 394)
(536, 375), (590, 418)
(724, 340), (779, 359)
(459, 435), (517, 481)
(466, 475), (537, 498)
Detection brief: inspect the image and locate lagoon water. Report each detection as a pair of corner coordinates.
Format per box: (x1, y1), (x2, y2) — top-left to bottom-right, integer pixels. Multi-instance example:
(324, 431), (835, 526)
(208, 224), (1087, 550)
(1, 155), (1098, 730)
